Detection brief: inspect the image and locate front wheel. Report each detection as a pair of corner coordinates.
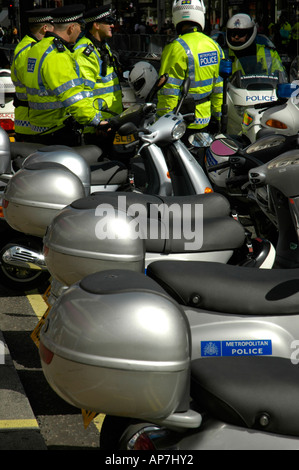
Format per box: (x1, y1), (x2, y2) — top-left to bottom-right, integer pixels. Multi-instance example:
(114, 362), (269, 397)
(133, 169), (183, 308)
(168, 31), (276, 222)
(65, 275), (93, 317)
(0, 238), (50, 292)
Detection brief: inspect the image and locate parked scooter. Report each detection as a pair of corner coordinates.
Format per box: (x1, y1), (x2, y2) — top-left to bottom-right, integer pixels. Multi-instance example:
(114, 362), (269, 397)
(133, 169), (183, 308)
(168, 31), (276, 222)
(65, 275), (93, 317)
(205, 130), (299, 241)
(42, 190), (274, 289)
(0, 134), (129, 290)
(0, 77), (220, 290)
(39, 262), (299, 450)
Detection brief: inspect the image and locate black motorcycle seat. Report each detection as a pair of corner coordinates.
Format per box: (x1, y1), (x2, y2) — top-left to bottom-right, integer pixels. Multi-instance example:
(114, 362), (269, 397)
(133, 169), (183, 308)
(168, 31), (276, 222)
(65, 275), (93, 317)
(191, 356), (299, 437)
(71, 191), (232, 218)
(89, 161), (128, 185)
(71, 191), (245, 253)
(146, 260), (299, 315)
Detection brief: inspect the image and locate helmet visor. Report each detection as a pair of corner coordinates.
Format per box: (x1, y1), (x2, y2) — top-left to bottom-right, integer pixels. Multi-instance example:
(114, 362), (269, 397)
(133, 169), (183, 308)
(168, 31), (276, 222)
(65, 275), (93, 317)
(132, 77), (145, 92)
(227, 27), (253, 44)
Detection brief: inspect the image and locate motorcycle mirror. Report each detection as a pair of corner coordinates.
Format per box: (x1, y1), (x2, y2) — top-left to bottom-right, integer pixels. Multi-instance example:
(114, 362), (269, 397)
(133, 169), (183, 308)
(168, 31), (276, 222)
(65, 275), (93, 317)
(93, 98), (109, 112)
(210, 138), (239, 156)
(145, 73), (169, 102)
(178, 95), (195, 117)
(174, 77), (191, 115)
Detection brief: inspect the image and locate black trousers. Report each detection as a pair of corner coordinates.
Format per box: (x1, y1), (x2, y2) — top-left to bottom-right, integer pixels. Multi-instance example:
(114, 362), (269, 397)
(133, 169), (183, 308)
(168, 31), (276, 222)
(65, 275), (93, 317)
(15, 127), (81, 147)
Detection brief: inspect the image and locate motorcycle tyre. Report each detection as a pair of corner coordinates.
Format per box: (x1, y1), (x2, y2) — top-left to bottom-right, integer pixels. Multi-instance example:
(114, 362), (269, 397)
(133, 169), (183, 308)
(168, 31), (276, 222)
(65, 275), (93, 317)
(100, 415), (134, 450)
(0, 239), (50, 292)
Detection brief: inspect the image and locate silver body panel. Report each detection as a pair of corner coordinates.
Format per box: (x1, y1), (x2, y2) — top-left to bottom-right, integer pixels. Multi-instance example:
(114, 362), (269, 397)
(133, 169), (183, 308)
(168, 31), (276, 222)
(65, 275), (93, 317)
(44, 205), (145, 285)
(0, 126), (11, 174)
(3, 165), (86, 237)
(40, 284), (191, 420)
(23, 147), (91, 196)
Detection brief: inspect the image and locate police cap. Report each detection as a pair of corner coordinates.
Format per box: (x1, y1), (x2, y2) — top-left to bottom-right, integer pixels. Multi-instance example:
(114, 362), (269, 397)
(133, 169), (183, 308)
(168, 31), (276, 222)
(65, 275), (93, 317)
(83, 5), (115, 24)
(50, 4), (85, 24)
(26, 8), (54, 24)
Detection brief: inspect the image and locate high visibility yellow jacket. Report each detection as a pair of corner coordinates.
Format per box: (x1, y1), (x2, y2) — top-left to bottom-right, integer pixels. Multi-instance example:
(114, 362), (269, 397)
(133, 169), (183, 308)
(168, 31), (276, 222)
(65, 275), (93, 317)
(280, 21), (292, 44)
(157, 29), (224, 130)
(291, 22), (299, 41)
(73, 34), (123, 134)
(228, 45), (286, 76)
(23, 34), (101, 135)
(11, 34), (37, 135)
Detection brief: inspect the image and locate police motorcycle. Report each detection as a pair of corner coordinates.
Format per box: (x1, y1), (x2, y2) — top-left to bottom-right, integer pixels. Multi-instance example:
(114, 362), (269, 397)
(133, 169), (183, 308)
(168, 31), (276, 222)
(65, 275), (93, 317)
(200, 61), (299, 242)
(225, 57), (288, 139)
(38, 258), (299, 450)
(0, 74), (219, 291)
(0, 120), (130, 290)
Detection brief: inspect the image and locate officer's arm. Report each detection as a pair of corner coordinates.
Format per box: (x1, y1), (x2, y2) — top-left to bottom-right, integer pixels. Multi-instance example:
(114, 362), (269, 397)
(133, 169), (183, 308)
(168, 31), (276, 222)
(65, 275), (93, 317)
(157, 42), (186, 116)
(43, 53), (101, 127)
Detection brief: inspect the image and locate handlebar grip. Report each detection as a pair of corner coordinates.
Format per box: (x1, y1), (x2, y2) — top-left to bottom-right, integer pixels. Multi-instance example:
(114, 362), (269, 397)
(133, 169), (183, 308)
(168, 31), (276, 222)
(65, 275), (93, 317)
(208, 161), (230, 172)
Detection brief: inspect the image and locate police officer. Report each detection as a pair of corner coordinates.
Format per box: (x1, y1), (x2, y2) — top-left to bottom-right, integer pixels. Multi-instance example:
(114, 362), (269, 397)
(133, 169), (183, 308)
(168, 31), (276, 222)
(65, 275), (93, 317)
(11, 9), (54, 141)
(278, 13), (292, 52)
(23, 5), (103, 146)
(226, 14), (286, 77)
(157, 0), (224, 142)
(73, 5), (123, 149)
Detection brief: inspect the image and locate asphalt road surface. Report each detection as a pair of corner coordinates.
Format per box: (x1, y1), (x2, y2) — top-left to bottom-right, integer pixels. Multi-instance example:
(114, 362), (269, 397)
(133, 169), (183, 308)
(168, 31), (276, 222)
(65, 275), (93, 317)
(0, 281), (104, 450)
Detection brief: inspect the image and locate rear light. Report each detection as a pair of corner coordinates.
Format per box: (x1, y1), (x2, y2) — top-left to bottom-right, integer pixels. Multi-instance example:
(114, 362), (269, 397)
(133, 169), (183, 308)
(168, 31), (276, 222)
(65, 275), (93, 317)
(43, 245), (49, 257)
(0, 206), (3, 218)
(130, 432), (156, 450)
(39, 341), (54, 365)
(128, 428), (157, 450)
(2, 199), (8, 209)
(0, 119), (14, 131)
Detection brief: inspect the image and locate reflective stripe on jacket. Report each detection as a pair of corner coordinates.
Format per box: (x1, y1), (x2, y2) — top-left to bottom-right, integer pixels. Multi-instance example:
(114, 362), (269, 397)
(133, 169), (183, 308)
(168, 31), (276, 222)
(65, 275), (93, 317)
(229, 45), (286, 76)
(24, 36), (101, 135)
(11, 35), (36, 135)
(74, 36), (123, 134)
(157, 30), (224, 130)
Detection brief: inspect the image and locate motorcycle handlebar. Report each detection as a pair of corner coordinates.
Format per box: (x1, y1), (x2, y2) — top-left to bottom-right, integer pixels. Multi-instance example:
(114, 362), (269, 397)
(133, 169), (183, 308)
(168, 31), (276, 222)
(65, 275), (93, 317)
(207, 161), (230, 172)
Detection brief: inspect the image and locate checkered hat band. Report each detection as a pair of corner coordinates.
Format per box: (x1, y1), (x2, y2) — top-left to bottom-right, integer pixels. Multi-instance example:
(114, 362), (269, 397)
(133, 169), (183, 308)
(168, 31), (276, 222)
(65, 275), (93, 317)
(28, 16), (53, 23)
(84, 11), (111, 23)
(53, 13), (83, 23)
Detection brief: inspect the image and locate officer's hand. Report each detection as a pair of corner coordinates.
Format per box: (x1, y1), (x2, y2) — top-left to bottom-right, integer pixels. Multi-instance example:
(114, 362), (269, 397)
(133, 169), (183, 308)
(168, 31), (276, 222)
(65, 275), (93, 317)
(206, 117), (221, 134)
(96, 120), (112, 136)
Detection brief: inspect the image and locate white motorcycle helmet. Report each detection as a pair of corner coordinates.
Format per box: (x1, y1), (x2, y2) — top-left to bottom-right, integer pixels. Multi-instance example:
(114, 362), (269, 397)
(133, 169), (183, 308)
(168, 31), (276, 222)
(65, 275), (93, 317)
(226, 13), (257, 51)
(128, 61), (158, 100)
(172, 0), (206, 31)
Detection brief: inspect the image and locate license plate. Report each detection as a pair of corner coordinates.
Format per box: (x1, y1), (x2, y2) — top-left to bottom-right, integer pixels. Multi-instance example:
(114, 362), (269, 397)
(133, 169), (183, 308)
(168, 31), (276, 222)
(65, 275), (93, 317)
(113, 132), (135, 145)
(30, 306), (51, 348)
(31, 285), (52, 347)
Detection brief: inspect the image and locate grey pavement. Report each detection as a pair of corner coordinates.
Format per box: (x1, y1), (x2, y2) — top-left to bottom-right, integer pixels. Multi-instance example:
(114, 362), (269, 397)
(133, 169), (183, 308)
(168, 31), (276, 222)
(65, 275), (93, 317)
(0, 329), (47, 449)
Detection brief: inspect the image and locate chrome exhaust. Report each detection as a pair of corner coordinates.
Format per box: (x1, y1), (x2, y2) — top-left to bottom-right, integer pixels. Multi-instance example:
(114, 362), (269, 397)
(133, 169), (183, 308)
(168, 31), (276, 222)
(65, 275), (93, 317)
(1, 245), (47, 270)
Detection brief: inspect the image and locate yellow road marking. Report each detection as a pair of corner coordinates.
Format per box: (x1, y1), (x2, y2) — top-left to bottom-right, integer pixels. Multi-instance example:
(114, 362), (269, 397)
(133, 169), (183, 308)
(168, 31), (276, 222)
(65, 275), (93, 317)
(26, 292), (48, 320)
(0, 419), (39, 429)
(93, 413), (105, 432)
